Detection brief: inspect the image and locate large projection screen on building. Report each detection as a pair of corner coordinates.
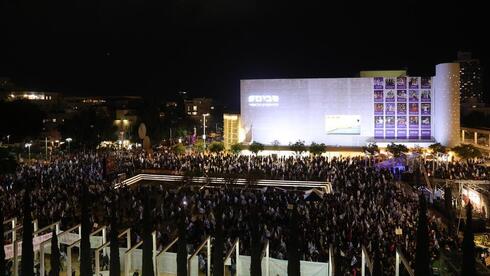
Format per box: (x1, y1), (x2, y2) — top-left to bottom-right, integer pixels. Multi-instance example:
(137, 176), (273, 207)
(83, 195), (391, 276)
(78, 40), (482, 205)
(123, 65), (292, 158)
(240, 78), (375, 146)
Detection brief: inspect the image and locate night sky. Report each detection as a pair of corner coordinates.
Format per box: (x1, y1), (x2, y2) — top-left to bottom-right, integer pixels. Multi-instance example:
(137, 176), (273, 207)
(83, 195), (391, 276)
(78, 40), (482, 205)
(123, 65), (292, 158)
(0, 0), (487, 110)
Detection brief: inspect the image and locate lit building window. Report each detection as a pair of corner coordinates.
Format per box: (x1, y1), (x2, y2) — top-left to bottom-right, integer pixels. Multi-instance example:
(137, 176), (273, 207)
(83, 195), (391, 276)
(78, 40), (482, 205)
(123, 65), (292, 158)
(193, 105), (197, 111)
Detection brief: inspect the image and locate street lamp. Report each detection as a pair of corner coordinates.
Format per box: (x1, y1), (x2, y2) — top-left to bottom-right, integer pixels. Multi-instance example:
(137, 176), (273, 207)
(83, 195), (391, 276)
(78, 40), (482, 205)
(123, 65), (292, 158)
(66, 138), (72, 153)
(6, 135), (10, 144)
(202, 113), (210, 149)
(25, 143), (32, 160)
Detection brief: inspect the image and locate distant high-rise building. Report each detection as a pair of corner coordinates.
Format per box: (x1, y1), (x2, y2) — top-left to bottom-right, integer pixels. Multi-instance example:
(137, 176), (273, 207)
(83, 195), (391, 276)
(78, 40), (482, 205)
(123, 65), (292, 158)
(456, 51), (483, 103)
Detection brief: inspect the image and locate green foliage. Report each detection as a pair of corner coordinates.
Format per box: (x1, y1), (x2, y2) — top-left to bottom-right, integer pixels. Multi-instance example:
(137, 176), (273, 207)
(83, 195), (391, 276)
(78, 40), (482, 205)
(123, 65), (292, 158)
(208, 141), (225, 153)
(289, 140), (307, 155)
(452, 144), (482, 160)
(248, 141), (264, 155)
(193, 140), (205, 153)
(173, 143), (186, 155)
(309, 142), (326, 156)
(429, 143), (447, 154)
(362, 143), (379, 156)
(230, 143), (243, 155)
(0, 147), (17, 174)
(386, 143), (408, 158)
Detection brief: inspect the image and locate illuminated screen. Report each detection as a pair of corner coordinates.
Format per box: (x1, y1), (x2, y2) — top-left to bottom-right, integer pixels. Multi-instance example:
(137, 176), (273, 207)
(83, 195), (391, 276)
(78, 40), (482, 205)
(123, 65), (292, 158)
(325, 115), (361, 135)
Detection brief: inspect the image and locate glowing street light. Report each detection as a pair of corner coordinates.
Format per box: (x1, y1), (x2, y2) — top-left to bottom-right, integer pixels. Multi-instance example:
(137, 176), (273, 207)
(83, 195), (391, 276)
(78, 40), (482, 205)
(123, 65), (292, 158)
(25, 142), (32, 160)
(66, 138), (72, 153)
(202, 113), (210, 149)
(6, 134), (10, 144)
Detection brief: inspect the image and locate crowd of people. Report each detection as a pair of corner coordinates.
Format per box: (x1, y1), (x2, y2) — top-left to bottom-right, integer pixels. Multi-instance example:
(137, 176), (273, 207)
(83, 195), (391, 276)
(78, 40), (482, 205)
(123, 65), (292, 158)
(1, 148), (483, 275)
(424, 159), (490, 181)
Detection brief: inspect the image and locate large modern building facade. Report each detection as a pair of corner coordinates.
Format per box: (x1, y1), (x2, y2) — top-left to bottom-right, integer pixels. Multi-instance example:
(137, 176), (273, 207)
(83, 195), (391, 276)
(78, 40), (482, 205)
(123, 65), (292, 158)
(232, 63), (461, 148)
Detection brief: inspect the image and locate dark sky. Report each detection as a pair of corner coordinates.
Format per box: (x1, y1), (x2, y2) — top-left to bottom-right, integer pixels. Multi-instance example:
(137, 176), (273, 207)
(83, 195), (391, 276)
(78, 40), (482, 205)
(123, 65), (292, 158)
(0, 0), (488, 110)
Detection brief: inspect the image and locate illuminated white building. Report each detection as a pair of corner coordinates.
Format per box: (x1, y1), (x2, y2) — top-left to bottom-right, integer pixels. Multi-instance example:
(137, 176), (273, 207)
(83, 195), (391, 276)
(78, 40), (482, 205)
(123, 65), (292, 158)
(235, 63), (460, 148)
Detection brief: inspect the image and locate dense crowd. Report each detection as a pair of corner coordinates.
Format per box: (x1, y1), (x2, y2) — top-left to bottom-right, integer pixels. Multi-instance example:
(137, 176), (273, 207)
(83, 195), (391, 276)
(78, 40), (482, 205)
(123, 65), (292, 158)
(424, 159), (490, 181)
(0, 149), (473, 275)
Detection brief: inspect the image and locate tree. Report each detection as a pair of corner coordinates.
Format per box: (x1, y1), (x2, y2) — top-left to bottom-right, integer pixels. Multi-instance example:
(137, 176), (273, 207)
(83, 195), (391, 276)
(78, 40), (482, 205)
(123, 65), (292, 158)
(289, 140), (307, 155)
(287, 207), (300, 276)
(50, 229), (61, 276)
(173, 143), (186, 155)
(271, 140), (280, 150)
(177, 211), (188, 276)
(0, 204), (5, 276)
(452, 144), (482, 161)
(386, 143), (408, 158)
(309, 142), (326, 156)
(461, 203), (476, 276)
(212, 203), (224, 276)
(248, 142), (264, 155)
(80, 184), (93, 276)
(142, 191), (154, 276)
(208, 141), (225, 153)
(362, 143), (379, 156)
(0, 147), (17, 174)
(193, 140), (205, 153)
(414, 195), (431, 276)
(230, 143), (242, 155)
(109, 198), (120, 276)
(429, 143), (447, 154)
(21, 188), (34, 276)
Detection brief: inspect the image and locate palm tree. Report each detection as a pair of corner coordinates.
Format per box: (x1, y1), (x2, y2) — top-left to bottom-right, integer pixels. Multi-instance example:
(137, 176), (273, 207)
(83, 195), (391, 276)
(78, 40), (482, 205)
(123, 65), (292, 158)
(21, 188), (34, 276)
(461, 203), (476, 275)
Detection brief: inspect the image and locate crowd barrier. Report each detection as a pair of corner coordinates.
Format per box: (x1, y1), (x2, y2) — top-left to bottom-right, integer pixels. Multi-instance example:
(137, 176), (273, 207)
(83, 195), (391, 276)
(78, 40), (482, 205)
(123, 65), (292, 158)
(116, 173), (332, 193)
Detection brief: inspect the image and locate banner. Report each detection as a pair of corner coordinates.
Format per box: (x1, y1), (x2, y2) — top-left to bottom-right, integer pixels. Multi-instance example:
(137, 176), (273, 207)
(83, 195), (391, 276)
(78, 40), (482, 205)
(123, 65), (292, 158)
(409, 103), (419, 115)
(409, 90), (419, 102)
(421, 116), (431, 129)
(397, 116), (407, 128)
(397, 103), (407, 115)
(397, 129), (407, 139)
(409, 116), (419, 128)
(385, 77), (396, 89)
(397, 90), (407, 102)
(421, 77), (432, 89)
(421, 90), (431, 102)
(396, 77), (407, 89)
(374, 77), (384, 89)
(374, 116), (384, 128)
(385, 103), (395, 115)
(385, 116), (395, 128)
(374, 90), (384, 102)
(408, 77), (419, 89)
(421, 103), (431, 115)
(374, 103), (384, 115)
(385, 90), (395, 102)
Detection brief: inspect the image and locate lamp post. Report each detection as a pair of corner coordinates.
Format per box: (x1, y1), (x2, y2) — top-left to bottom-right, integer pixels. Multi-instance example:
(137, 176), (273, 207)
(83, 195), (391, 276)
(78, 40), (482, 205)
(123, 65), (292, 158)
(6, 135), (10, 145)
(66, 138), (72, 153)
(25, 143), (32, 161)
(202, 113), (210, 149)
